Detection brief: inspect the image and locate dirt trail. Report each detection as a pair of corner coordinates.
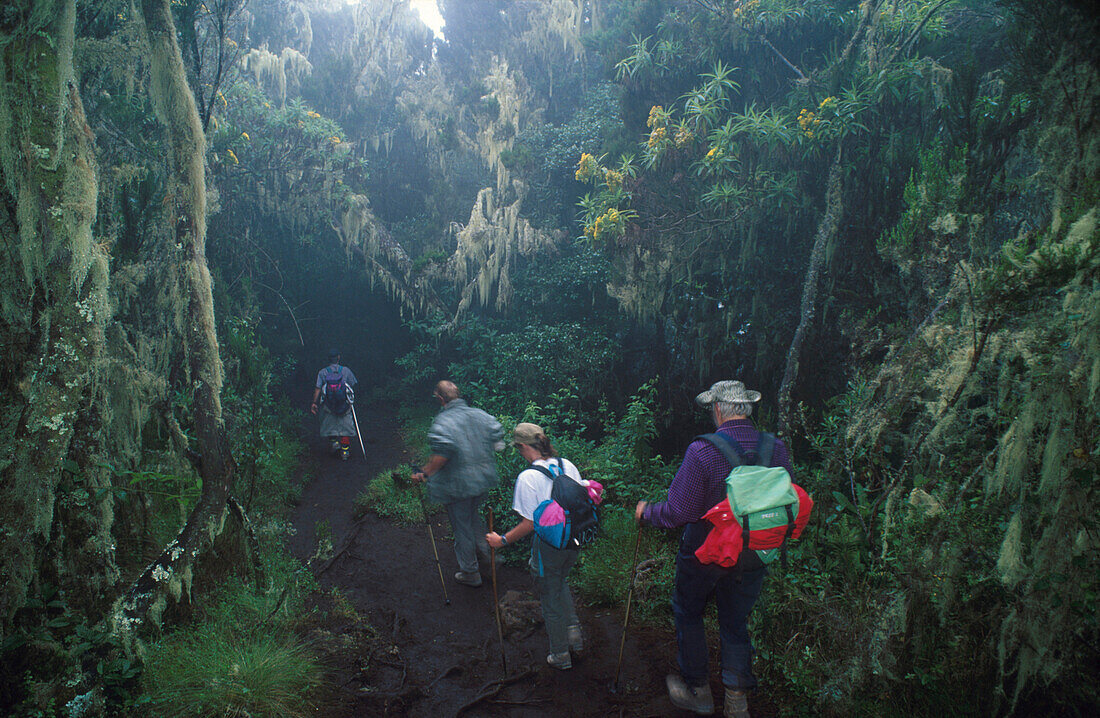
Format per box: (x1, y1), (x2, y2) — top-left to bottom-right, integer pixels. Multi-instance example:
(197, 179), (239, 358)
(288, 400), (754, 717)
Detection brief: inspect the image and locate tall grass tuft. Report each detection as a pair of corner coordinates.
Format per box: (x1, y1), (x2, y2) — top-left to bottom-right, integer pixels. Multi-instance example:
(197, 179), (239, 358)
(573, 507), (675, 622)
(354, 466), (432, 525)
(143, 584), (322, 717)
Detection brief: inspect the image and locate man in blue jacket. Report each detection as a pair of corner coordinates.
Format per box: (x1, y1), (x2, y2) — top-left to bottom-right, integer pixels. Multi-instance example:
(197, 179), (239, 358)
(412, 380), (504, 587)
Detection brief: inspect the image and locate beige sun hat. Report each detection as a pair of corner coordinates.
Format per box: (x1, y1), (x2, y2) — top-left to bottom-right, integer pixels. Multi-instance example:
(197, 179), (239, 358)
(513, 422), (545, 446)
(694, 380), (762, 407)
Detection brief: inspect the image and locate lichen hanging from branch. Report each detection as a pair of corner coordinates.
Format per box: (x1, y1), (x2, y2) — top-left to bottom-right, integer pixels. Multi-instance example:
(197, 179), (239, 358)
(449, 184), (561, 317)
(474, 57), (528, 193)
(239, 45), (312, 108)
(334, 193), (447, 318)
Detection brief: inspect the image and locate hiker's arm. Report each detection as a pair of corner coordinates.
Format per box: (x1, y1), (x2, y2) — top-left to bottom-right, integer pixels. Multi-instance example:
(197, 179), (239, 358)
(641, 445), (712, 529)
(487, 518), (533, 549)
(310, 387), (321, 414)
(412, 454), (448, 483)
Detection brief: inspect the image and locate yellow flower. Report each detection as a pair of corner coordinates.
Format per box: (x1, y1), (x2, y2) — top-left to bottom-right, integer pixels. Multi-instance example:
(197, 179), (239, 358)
(240, 132), (250, 141)
(226, 149), (239, 164)
(733, 0), (760, 21)
(330, 136), (341, 144)
(604, 169), (623, 190)
(674, 125), (693, 148)
(647, 125), (667, 148)
(798, 109), (816, 133)
(575, 152), (599, 182)
(307, 110), (321, 119)
(647, 105), (666, 129)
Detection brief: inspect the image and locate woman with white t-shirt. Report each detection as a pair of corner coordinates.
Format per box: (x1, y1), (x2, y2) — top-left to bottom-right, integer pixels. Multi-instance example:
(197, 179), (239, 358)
(486, 422), (587, 670)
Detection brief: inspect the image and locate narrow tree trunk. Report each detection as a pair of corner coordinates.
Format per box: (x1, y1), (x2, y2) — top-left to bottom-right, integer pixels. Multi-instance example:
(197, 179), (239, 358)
(776, 146), (844, 439)
(114, 0), (238, 643)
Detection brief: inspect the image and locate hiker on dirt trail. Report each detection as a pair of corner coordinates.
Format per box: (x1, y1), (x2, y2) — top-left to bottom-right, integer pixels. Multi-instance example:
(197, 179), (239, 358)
(486, 423), (592, 671)
(635, 381), (794, 718)
(411, 380), (504, 588)
(310, 350), (359, 461)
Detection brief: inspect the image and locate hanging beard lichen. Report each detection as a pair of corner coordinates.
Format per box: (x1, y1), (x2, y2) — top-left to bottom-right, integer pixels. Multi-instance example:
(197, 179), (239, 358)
(336, 193), (447, 317)
(475, 57), (526, 193)
(833, 48), (1100, 708)
(0, 0), (114, 631)
(449, 184), (560, 317)
(240, 45), (312, 108)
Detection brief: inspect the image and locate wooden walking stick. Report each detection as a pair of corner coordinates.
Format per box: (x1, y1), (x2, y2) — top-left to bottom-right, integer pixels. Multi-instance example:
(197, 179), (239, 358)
(488, 507), (508, 672)
(417, 482), (450, 606)
(611, 526), (644, 693)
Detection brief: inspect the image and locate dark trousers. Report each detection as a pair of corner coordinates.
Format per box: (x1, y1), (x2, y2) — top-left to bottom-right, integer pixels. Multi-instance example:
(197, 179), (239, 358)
(673, 547), (766, 690)
(531, 538), (580, 654)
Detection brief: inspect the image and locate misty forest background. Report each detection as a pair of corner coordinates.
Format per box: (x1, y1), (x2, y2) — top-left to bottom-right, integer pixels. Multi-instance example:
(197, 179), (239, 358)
(0, 0), (1097, 715)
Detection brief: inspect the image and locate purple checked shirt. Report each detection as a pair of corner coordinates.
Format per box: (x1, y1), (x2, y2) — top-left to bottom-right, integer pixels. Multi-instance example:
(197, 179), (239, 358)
(643, 419), (794, 529)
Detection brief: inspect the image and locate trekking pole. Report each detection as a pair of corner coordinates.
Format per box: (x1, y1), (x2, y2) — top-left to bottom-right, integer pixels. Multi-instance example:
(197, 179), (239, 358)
(611, 525), (644, 693)
(416, 482), (450, 606)
(350, 403), (367, 460)
(488, 507), (508, 673)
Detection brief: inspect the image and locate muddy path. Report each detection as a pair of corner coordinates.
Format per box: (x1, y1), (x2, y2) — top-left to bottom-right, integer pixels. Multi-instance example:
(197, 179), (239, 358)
(288, 399), (771, 717)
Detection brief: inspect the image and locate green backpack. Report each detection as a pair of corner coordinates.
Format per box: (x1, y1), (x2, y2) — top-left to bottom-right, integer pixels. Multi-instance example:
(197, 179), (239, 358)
(698, 432), (798, 565)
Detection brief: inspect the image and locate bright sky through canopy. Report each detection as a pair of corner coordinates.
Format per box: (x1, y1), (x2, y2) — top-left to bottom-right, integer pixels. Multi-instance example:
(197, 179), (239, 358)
(410, 0), (445, 40)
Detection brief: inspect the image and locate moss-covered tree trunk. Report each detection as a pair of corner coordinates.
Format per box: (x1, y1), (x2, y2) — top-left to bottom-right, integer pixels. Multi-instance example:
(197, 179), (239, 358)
(0, 0), (113, 634)
(114, 0), (238, 642)
(776, 147), (844, 438)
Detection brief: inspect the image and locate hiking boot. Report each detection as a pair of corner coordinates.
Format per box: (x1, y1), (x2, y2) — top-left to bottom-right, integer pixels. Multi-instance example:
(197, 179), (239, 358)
(567, 624), (584, 653)
(724, 688), (749, 718)
(453, 571), (483, 587)
(546, 651), (572, 670)
(666, 674), (714, 715)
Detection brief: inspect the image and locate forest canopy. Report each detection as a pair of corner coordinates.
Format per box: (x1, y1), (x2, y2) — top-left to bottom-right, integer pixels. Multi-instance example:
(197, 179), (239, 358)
(0, 0), (1097, 715)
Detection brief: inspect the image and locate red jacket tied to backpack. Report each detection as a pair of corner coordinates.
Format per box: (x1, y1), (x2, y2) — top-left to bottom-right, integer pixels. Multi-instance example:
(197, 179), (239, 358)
(694, 484), (813, 568)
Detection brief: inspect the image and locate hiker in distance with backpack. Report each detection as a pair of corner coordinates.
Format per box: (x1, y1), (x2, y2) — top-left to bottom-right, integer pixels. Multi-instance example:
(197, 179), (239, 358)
(486, 422), (604, 671)
(309, 349), (359, 461)
(635, 380), (810, 718)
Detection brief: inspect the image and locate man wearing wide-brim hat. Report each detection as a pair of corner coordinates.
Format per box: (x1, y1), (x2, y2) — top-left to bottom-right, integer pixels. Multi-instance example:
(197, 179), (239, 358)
(635, 380), (793, 718)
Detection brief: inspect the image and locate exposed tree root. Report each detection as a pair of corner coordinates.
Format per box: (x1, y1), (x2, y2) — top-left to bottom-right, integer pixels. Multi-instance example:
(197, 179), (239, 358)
(452, 668), (536, 717)
(315, 517), (367, 577)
